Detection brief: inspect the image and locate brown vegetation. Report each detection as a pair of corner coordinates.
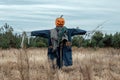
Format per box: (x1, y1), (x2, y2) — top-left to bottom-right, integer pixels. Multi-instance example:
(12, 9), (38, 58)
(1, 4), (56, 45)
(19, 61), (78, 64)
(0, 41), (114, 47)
(0, 48), (120, 80)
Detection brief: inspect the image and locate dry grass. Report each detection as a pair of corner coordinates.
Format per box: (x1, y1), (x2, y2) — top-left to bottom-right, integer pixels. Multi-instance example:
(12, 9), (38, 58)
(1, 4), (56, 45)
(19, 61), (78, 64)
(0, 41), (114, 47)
(0, 48), (120, 80)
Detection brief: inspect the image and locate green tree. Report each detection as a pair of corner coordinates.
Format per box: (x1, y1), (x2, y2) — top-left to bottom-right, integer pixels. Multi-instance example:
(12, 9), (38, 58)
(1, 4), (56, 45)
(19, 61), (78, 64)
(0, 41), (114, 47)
(72, 35), (84, 47)
(103, 34), (113, 47)
(91, 31), (104, 47)
(0, 23), (14, 48)
(112, 32), (120, 48)
(29, 37), (48, 48)
(82, 39), (91, 47)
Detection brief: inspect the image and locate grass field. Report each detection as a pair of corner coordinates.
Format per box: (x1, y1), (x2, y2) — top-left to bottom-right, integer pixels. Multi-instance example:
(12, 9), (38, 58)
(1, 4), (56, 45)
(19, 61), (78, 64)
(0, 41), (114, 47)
(0, 48), (120, 80)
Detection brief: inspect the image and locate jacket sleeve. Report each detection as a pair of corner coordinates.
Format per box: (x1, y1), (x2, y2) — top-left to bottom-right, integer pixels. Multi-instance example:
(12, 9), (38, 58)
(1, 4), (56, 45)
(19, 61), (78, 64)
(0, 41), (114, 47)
(69, 28), (86, 36)
(31, 30), (50, 38)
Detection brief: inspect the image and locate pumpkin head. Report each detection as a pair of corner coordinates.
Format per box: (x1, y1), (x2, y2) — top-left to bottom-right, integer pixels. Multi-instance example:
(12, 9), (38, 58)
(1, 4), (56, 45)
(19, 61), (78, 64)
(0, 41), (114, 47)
(55, 15), (65, 27)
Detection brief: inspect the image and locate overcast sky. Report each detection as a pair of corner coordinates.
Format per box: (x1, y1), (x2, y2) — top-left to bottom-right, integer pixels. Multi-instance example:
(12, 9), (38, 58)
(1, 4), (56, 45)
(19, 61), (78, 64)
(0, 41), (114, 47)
(0, 0), (120, 34)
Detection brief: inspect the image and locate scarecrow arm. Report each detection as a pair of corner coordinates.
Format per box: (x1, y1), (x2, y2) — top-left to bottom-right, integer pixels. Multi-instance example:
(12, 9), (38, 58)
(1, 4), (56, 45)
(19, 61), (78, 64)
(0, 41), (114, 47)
(31, 30), (50, 38)
(70, 28), (86, 36)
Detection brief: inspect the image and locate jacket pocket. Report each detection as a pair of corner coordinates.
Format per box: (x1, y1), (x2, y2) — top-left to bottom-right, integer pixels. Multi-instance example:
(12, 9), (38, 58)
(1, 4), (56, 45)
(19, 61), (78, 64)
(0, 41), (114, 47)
(64, 46), (72, 52)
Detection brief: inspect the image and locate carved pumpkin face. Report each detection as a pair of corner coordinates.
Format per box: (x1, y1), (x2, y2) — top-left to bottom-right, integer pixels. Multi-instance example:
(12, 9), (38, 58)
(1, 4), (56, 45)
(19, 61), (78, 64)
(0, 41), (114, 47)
(55, 17), (65, 27)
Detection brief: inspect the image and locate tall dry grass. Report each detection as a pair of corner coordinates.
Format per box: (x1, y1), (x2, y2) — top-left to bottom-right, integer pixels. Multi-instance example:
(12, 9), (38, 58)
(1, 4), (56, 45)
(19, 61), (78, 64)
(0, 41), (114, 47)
(0, 48), (120, 80)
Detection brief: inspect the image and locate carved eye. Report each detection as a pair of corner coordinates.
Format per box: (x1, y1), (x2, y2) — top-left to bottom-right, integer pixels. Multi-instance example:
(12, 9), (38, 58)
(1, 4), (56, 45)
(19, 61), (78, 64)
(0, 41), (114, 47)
(57, 20), (60, 23)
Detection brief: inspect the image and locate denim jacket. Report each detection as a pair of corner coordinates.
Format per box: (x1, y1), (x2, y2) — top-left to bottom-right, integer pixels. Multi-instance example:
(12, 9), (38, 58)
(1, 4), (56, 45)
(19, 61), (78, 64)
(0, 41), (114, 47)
(31, 28), (86, 67)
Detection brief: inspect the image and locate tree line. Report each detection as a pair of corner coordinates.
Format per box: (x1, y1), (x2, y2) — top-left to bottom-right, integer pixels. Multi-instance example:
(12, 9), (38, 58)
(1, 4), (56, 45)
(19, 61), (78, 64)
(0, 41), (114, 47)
(72, 31), (120, 48)
(0, 23), (48, 49)
(0, 23), (120, 49)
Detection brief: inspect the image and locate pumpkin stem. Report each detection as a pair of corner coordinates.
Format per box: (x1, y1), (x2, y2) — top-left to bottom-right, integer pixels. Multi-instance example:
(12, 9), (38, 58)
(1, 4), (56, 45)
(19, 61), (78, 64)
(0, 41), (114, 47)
(60, 15), (63, 18)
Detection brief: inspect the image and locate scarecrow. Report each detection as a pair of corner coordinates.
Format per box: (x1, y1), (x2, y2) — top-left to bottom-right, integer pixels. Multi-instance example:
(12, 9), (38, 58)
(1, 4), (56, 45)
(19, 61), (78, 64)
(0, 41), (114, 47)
(30, 15), (86, 68)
